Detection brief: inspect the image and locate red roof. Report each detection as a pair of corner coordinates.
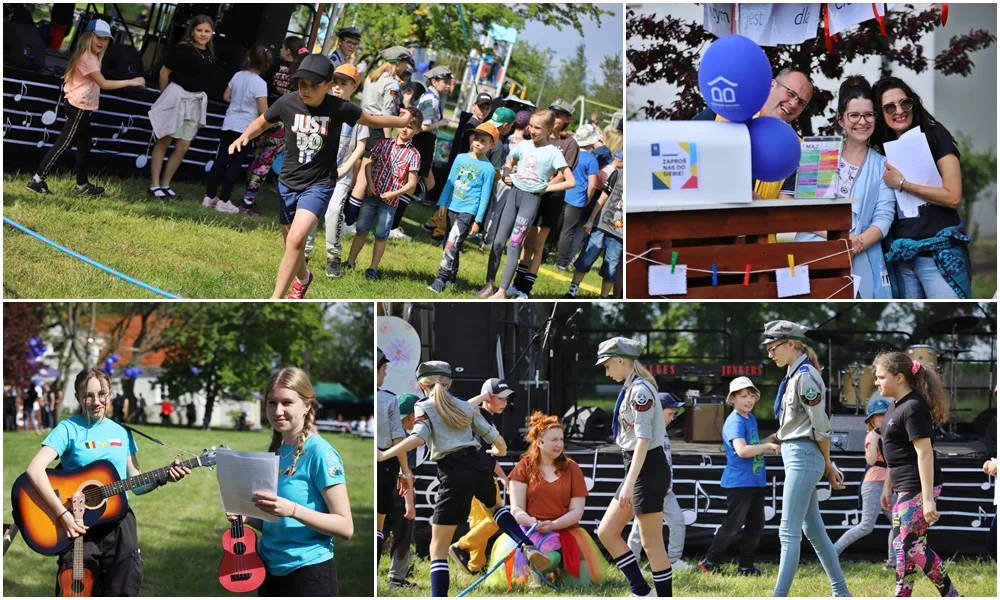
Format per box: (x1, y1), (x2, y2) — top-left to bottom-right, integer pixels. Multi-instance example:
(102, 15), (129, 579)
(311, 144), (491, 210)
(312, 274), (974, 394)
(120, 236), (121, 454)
(89, 314), (173, 367)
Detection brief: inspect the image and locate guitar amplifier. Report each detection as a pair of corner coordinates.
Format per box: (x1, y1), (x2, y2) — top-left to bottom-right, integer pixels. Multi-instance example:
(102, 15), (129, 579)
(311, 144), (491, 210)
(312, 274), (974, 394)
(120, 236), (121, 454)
(830, 415), (868, 453)
(684, 399), (725, 443)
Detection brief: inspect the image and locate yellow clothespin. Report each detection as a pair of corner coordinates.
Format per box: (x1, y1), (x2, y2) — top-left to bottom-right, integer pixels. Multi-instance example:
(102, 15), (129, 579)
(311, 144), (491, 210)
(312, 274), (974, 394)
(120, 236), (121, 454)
(768, 234), (777, 244)
(788, 254), (795, 276)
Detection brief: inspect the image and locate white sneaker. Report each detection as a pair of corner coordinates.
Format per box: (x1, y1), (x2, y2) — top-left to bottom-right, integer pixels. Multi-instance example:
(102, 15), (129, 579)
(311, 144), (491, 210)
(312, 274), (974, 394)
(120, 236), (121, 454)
(507, 286), (527, 299)
(202, 195), (218, 207)
(671, 558), (693, 571)
(215, 200), (240, 214)
(388, 227), (412, 241)
(343, 223), (357, 236)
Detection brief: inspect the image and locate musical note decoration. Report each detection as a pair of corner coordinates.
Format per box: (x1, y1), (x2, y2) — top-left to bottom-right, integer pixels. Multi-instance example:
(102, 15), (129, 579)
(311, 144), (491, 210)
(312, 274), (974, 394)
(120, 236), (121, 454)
(682, 480), (711, 525)
(2, 117), (11, 139)
(763, 477), (777, 521)
(36, 128), (50, 149)
(21, 113), (32, 127)
(14, 82), (27, 102)
(136, 132), (155, 169)
(42, 91), (62, 126)
(971, 506), (991, 528)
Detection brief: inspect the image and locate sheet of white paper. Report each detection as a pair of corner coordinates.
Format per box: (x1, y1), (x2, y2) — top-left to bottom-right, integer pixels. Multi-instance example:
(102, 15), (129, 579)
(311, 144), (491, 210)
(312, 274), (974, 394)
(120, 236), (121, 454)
(649, 264), (688, 296)
(776, 265), (811, 298)
(883, 129), (942, 218)
(769, 3), (820, 45)
(216, 448), (280, 522)
(827, 3), (895, 35)
(739, 4), (775, 45)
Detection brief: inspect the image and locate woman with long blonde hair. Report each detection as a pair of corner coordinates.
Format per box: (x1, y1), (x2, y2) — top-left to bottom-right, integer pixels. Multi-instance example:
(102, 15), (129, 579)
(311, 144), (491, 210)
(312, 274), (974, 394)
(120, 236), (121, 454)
(873, 351), (960, 597)
(763, 320), (848, 597)
(595, 337), (673, 596)
(28, 20), (145, 196)
(23, 368), (189, 595)
(226, 367), (353, 595)
(377, 361), (550, 596)
(484, 411), (609, 589)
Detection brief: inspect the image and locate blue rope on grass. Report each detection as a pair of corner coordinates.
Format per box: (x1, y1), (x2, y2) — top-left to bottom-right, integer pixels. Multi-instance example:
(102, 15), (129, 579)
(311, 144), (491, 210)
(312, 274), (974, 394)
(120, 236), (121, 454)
(457, 525), (560, 596)
(3, 216), (183, 299)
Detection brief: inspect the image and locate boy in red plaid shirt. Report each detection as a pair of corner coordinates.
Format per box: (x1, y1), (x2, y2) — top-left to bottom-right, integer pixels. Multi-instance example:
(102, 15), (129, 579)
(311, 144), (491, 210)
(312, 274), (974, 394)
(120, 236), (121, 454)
(345, 107), (421, 280)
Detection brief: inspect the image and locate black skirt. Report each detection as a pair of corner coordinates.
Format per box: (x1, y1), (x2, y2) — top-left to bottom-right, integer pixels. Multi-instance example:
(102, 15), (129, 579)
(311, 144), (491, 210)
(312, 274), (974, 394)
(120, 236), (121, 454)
(616, 446), (670, 516)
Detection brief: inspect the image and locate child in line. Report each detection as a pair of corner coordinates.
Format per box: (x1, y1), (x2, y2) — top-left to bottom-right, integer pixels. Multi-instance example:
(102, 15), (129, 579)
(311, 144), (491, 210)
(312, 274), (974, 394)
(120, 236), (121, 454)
(628, 392), (691, 571)
(376, 361), (549, 597)
(699, 377), (778, 576)
(565, 151), (624, 299)
(203, 44), (271, 213)
(344, 107), (422, 281)
(450, 378), (514, 575)
(555, 124), (600, 270)
(376, 349), (413, 559)
(479, 109), (576, 299)
(229, 56), (410, 299)
(302, 64), (369, 278)
(833, 398), (896, 569)
(239, 36), (307, 216)
(428, 123), (498, 293)
(596, 337), (673, 597)
(386, 394), (419, 588)
(28, 19), (145, 196)
(874, 351), (961, 597)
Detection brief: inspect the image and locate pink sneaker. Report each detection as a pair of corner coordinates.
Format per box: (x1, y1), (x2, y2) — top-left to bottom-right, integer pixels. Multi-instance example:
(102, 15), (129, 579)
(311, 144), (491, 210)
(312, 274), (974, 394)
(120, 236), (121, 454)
(215, 200), (240, 214)
(202, 195), (218, 207)
(287, 270), (313, 299)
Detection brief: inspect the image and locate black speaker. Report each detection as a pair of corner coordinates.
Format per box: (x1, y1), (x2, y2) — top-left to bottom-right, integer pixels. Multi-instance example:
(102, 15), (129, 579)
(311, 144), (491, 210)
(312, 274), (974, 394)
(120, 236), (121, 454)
(101, 44), (143, 80)
(214, 4), (297, 54)
(830, 414), (869, 453)
(563, 406), (609, 441)
(5, 23), (47, 69)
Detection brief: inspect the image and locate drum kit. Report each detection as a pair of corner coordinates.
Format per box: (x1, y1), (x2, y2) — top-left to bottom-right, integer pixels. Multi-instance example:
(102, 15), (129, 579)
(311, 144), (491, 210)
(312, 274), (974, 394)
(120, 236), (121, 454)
(811, 316), (983, 436)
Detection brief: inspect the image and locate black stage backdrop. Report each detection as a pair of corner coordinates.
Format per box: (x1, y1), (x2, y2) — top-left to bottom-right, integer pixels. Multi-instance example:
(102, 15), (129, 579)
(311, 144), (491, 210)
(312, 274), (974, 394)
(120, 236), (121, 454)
(401, 446), (995, 560)
(4, 68), (243, 178)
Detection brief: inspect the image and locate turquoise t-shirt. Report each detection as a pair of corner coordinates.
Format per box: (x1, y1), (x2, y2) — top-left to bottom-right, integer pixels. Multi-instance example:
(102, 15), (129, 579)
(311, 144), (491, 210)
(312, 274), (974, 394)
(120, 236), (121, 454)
(509, 140), (568, 194)
(260, 435), (347, 576)
(437, 153), (495, 223)
(42, 416), (138, 502)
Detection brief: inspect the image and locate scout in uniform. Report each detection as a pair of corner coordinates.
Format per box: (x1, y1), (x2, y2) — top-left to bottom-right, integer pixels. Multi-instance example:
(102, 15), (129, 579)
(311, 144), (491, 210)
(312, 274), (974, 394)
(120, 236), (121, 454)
(762, 320), (849, 597)
(376, 348), (412, 558)
(376, 361), (549, 597)
(594, 337), (674, 597)
(449, 378), (515, 575)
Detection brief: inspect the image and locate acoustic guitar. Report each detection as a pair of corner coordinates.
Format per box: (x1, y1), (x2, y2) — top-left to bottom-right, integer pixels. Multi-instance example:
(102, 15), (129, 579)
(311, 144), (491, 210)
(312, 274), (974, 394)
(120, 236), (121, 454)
(11, 448), (218, 556)
(218, 517), (266, 593)
(57, 492), (93, 596)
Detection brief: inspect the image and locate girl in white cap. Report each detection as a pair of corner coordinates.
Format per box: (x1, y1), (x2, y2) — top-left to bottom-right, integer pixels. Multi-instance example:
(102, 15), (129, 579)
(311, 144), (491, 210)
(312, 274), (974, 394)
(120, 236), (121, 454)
(699, 376), (778, 576)
(28, 19), (145, 196)
(595, 337), (674, 596)
(376, 361), (549, 596)
(762, 320), (848, 597)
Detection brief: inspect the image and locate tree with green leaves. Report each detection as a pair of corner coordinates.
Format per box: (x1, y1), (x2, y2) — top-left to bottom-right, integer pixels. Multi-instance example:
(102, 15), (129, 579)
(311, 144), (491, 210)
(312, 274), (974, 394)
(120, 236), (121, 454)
(156, 303), (338, 428)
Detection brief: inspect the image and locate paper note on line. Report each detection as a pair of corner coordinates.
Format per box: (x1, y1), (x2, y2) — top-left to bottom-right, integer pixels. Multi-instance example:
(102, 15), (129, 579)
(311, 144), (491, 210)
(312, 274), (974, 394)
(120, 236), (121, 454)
(883, 127), (942, 218)
(216, 448), (280, 522)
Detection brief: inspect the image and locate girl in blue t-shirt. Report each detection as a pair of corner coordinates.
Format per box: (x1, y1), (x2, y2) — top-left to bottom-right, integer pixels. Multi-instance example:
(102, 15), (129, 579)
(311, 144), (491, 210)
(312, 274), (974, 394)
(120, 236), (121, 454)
(226, 367), (353, 596)
(480, 109), (576, 299)
(24, 368), (190, 596)
(699, 377), (779, 576)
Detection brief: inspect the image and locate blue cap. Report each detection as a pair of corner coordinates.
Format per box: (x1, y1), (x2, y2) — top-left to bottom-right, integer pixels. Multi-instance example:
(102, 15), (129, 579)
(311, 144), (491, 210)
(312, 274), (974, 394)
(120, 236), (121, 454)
(866, 398), (890, 421)
(659, 393), (683, 409)
(86, 19), (113, 38)
(614, 150), (623, 160)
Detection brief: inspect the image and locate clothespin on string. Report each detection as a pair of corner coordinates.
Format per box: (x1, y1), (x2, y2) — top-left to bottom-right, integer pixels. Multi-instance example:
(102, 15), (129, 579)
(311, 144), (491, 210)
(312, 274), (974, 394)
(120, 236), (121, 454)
(743, 264), (752, 286)
(670, 251), (678, 274)
(788, 254), (796, 276)
(711, 264), (718, 286)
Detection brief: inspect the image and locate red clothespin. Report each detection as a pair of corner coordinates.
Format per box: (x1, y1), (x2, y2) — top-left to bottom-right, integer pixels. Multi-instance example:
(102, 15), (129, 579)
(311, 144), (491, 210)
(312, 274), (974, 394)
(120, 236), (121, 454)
(743, 264), (752, 286)
(788, 254), (796, 277)
(730, 3), (737, 34)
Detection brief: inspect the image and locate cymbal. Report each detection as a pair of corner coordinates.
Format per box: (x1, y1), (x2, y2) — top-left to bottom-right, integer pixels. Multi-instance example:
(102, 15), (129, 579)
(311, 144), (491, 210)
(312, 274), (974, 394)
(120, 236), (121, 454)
(805, 329), (851, 345)
(927, 316), (980, 335)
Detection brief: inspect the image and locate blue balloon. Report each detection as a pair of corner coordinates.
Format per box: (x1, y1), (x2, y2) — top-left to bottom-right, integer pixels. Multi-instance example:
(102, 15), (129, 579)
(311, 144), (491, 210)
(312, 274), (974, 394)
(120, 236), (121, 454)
(103, 365), (114, 375)
(111, 354), (121, 363)
(190, 366), (200, 376)
(417, 62), (429, 74)
(104, 357), (114, 367)
(698, 35), (772, 123)
(747, 116), (801, 183)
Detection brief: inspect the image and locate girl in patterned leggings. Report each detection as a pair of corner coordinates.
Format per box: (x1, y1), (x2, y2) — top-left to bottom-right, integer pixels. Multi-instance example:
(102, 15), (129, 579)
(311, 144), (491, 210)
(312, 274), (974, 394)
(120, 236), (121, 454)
(873, 350), (960, 597)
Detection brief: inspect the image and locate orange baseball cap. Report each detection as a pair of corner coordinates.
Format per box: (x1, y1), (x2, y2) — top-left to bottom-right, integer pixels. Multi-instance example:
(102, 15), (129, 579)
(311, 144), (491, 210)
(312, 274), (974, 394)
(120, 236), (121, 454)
(474, 122), (499, 144)
(333, 64), (360, 85)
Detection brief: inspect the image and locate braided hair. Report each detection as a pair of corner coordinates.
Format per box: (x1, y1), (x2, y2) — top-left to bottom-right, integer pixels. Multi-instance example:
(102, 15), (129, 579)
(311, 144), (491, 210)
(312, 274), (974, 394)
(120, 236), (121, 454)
(265, 367), (317, 476)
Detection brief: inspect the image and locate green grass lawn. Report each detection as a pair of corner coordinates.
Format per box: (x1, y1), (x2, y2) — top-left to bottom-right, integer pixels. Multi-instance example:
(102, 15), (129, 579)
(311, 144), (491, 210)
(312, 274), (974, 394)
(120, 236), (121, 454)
(2, 173), (605, 299)
(378, 554), (996, 597)
(3, 426), (373, 596)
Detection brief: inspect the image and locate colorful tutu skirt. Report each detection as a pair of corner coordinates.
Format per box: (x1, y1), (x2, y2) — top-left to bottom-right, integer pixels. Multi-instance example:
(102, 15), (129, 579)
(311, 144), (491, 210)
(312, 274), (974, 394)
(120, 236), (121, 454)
(483, 525), (609, 590)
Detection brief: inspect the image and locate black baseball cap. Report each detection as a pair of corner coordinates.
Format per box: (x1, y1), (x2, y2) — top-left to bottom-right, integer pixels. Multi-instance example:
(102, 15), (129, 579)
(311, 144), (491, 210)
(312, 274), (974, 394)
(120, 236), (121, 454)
(481, 378), (515, 399)
(475, 92), (492, 106)
(337, 27), (361, 41)
(293, 54), (335, 84)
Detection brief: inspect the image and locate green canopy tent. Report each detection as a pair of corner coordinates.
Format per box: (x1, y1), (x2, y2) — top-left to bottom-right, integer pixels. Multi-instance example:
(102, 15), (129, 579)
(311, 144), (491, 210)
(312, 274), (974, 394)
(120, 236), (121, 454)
(313, 382), (371, 423)
(314, 382), (359, 404)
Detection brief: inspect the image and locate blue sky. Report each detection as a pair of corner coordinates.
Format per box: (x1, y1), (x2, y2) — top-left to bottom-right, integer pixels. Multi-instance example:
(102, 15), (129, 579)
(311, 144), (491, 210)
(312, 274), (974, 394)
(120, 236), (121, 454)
(519, 3), (622, 75)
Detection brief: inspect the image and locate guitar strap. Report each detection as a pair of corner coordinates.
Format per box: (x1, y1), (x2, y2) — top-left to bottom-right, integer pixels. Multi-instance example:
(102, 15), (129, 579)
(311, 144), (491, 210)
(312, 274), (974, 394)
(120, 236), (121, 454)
(119, 423), (195, 458)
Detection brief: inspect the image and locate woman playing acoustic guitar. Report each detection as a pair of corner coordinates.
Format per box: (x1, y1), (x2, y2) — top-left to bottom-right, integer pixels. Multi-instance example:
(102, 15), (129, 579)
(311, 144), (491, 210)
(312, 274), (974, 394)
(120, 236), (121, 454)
(24, 368), (190, 596)
(227, 367), (354, 595)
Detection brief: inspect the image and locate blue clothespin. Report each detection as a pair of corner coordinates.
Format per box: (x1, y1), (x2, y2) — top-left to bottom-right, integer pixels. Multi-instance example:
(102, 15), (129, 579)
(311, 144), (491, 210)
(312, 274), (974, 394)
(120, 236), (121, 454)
(711, 264), (718, 286)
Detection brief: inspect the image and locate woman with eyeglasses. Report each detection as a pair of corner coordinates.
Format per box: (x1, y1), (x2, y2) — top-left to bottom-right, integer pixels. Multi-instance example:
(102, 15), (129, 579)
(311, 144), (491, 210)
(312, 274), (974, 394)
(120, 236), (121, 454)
(762, 321), (849, 597)
(870, 77), (970, 299)
(795, 75), (894, 298)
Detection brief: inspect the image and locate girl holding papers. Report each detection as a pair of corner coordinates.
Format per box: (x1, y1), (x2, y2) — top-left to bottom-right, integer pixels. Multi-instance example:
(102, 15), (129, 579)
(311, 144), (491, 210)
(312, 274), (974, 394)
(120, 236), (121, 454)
(871, 77), (970, 299)
(226, 368), (353, 595)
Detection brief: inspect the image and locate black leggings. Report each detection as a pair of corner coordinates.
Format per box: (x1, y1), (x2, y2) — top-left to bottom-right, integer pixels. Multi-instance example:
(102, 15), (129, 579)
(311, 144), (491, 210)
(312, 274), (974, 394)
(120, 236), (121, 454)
(555, 204), (586, 267)
(486, 186), (541, 288)
(205, 130), (247, 202)
(36, 103), (92, 185)
(259, 558), (338, 596)
(56, 510), (143, 596)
